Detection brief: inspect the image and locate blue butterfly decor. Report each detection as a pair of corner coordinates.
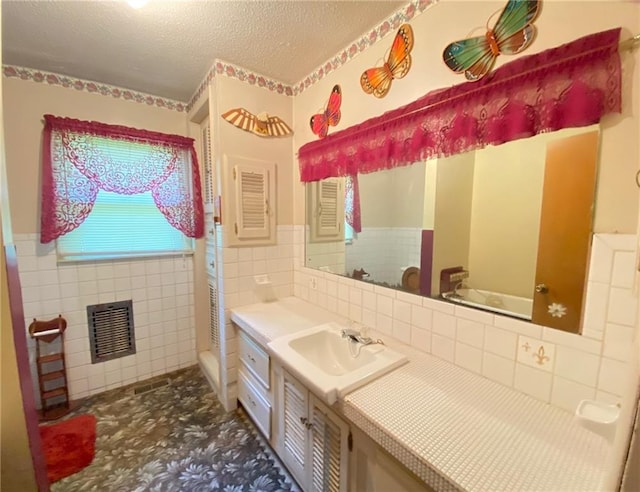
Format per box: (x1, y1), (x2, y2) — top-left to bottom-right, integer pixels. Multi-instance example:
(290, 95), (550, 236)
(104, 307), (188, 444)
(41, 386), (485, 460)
(443, 0), (541, 81)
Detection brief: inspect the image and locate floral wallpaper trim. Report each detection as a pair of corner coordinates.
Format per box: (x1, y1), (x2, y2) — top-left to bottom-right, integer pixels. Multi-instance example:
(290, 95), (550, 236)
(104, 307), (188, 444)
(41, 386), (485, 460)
(5, 0), (436, 114)
(186, 0), (436, 111)
(292, 0), (437, 96)
(186, 59), (295, 113)
(2, 65), (186, 112)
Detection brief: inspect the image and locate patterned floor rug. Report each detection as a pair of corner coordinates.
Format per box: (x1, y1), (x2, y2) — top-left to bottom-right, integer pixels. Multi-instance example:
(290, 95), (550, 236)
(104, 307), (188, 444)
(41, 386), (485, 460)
(53, 365), (299, 492)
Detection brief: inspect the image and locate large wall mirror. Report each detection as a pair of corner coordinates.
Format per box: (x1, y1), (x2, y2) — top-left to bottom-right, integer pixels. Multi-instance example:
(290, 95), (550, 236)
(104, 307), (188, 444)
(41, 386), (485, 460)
(305, 125), (600, 334)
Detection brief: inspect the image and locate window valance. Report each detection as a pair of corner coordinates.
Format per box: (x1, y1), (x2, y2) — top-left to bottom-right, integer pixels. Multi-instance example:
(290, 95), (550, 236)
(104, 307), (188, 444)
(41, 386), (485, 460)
(41, 115), (204, 243)
(299, 28), (622, 182)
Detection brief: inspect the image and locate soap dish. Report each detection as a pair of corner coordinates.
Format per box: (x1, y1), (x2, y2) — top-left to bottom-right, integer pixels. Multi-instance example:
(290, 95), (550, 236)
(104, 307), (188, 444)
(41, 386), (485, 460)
(575, 399), (620, 442)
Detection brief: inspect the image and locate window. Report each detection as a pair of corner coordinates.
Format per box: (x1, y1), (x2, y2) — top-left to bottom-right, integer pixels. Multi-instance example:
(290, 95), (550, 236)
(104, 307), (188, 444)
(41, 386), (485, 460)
(344, 221), (355, 244)
(41, 115), (204, 260)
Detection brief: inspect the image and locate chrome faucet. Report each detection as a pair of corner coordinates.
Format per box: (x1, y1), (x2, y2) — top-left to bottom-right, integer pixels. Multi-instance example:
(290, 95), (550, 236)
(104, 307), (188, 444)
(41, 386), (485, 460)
(341, 327), (375, 345)
(452, 280), (467, 298)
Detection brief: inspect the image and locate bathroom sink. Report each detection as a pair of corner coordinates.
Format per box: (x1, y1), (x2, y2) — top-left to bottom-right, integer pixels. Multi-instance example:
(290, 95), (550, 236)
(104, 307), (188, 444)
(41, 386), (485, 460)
(288, 328), (378, 376)
(268, 322), (408, 404)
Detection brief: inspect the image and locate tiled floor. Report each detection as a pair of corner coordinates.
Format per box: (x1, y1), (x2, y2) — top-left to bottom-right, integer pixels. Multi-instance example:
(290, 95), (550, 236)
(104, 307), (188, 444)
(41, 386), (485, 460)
(51, 365), (299, 491)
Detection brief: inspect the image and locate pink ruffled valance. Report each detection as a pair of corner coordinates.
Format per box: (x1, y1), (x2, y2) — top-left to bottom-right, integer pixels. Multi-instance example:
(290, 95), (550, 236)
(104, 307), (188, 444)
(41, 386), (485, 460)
(299, 28), (622, 182)
(41, 115), (204, 243)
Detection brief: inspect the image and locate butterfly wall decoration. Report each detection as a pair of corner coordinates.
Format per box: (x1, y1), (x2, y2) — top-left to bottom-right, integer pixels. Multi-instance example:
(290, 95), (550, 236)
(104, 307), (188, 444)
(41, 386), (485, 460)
(360, 23), (414, 98)
(309, 84), (342, 139)
(221, 108), (293, 137)
(442, 0), (541, 81)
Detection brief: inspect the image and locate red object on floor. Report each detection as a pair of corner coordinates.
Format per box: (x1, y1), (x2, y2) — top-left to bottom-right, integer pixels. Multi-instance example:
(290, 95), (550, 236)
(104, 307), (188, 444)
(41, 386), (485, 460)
(39, 414), (96, 483)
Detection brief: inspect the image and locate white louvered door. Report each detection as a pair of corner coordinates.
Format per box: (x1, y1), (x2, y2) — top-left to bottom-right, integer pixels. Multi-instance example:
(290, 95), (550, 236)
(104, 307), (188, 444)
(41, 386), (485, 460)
(201, 121), (214, 207)
(207, 279), (220, 351)
(310, 394), (349, 492)
(280, 370), (349, 492)
(222, 155), (276, 246)
(282, 371), (308, 486)
(234, 164), (270, 239)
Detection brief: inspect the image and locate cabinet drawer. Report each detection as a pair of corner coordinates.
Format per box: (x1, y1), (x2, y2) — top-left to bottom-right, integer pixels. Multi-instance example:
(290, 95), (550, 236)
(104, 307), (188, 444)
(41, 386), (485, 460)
(238, 369), (271, 438)
(238, 331), (270, 388)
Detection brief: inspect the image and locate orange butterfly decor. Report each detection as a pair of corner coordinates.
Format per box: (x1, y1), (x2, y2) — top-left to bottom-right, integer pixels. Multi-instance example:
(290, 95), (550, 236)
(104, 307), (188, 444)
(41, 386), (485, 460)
(310, 85), (342, 139)
(360, 23), (414, 98)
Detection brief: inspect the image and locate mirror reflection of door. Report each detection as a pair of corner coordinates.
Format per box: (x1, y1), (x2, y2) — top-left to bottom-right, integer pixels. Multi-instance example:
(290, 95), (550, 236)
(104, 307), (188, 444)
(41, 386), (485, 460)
(532, 131), (599, 332)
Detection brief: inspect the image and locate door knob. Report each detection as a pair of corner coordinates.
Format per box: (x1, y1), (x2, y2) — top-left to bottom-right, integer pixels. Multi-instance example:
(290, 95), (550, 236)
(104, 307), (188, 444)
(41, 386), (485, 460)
(535, 284), (549, 294)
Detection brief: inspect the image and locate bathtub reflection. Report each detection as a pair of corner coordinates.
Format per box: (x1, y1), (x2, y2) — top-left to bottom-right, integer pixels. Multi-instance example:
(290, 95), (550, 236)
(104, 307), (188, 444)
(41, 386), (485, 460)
(441, 287), (533, 321)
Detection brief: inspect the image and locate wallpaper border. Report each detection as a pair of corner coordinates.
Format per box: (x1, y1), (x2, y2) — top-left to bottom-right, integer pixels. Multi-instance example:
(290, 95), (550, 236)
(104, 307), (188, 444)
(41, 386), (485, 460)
(2, 0), (436, 113)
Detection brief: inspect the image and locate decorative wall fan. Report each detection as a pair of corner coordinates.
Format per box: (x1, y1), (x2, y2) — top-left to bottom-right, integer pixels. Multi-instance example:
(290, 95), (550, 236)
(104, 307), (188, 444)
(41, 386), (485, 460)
(221, 108), (293, 137)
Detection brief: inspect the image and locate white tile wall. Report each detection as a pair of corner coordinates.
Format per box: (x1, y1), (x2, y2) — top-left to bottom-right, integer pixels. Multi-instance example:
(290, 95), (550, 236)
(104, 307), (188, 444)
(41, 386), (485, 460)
(15, 233), (197, 406)
(345, 227), (421, 286)
(218, 225), (295, 410)
(295, 230), (639, 412)
(304, 225), (345, 275)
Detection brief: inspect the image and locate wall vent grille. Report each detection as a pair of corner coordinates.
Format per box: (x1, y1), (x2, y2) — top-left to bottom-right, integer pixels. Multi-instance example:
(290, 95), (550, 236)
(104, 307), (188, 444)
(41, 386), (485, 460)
(87, 300), (136, 364)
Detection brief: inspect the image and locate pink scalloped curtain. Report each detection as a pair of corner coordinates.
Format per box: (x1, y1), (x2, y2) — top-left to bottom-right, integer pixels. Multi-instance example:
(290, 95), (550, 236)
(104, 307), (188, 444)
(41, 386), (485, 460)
(299, 28), (622, 182)
(40, 115), (204, 243)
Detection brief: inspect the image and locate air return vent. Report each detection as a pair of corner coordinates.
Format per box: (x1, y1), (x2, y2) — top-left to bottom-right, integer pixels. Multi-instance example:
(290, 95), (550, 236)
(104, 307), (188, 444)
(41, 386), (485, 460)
(87, 300), (136, 364)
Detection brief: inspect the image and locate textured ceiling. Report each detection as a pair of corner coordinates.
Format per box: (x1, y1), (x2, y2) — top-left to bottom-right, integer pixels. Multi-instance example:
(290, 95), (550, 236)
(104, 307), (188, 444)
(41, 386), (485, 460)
(2, 0), (405, 102)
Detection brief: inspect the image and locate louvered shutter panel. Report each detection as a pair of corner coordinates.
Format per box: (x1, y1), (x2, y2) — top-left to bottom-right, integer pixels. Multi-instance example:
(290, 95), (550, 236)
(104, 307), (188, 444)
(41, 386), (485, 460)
(234, 165), (270, 239)
(208, 280), (220, 350)
(282, 372), (308, 485)
(310, 178), (344, 242)
(318, 179), (341, 236)
(202, 122), (214, 205)
(310, 396), (349, 492)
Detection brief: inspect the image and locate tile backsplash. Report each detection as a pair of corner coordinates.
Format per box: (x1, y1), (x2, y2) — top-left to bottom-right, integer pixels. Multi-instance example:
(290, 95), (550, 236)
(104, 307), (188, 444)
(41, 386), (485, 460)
(295, 230), (638, 413)
(14, 233), (197, 406)
(18, 225), (634, 416)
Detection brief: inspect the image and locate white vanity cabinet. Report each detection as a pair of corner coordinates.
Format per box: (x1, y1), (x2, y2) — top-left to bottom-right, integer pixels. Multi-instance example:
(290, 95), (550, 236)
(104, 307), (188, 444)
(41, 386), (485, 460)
(237, 330), (272, 439)
(279, 369), (350, 492)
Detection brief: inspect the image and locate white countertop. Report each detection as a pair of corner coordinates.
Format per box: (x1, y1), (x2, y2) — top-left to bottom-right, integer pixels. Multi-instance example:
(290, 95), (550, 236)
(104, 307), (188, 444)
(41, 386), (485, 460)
(231, 297), (610, 492)
(230, 296), (345, 347)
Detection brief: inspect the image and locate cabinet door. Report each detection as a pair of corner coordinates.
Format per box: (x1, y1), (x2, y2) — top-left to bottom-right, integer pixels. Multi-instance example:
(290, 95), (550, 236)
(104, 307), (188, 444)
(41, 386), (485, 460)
(309, 394), (349, 492)
(281, 371), (308, 487)
(205, 217), (216, 278)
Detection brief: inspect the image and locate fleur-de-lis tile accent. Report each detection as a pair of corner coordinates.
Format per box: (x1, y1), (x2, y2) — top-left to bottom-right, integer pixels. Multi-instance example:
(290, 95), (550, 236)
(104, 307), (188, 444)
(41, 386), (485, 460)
(533, 345), (550, 366)
(517, 335), (555, 372)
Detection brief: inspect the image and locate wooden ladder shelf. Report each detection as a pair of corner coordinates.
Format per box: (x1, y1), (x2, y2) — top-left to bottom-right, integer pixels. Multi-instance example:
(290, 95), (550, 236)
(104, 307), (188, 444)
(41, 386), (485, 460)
(28, 315), (71, 420)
